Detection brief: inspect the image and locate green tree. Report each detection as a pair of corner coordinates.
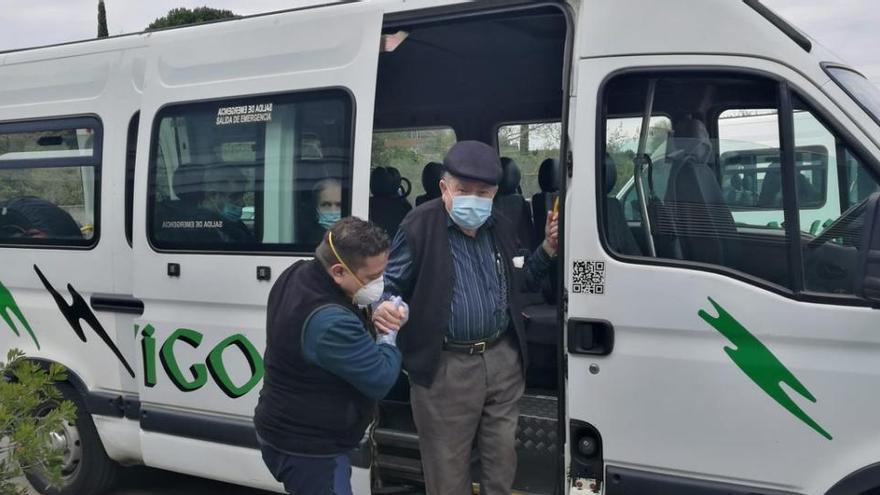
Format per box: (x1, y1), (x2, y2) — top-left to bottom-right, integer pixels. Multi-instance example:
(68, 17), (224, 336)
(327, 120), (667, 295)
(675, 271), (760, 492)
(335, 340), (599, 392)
(97, 0), (108, 38)
(0, 349), (75, 495)
(147, 6), (238, 30)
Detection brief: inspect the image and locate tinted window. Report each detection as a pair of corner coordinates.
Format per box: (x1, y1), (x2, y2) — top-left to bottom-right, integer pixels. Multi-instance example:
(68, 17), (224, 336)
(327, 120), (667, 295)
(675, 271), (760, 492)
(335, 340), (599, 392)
(148, 90), (353, 252)
(793, 95), (880, 295)
(601, 73), (791, 287)
(826, 66), (880, 127)
(601, 71), (880, 303)
(605, 115), (672, 222)
(126, 112), (139, 247)
(497, 122), (561, 199)
(371, 127), (456, 200)
(0, 118), (101, 247)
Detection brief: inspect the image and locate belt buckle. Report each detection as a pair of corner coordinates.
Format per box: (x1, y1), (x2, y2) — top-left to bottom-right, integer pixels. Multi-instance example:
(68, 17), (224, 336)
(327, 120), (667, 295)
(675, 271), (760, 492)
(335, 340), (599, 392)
(471, 341), (487, 355)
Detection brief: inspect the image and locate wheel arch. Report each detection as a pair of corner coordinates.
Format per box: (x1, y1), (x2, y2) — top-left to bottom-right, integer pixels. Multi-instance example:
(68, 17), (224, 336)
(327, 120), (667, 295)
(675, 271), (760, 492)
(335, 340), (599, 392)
(827, 463), (880, 495)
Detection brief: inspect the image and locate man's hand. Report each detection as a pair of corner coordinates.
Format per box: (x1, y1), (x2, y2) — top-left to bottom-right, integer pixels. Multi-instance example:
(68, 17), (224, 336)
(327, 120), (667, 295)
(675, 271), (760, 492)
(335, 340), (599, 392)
(542, 210), (559, 257)
(373, 300), (407, 334)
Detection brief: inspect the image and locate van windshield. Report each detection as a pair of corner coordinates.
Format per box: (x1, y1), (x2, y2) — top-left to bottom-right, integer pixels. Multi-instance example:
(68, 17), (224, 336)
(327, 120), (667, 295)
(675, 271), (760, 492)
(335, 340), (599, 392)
(826, 66), (880, 127)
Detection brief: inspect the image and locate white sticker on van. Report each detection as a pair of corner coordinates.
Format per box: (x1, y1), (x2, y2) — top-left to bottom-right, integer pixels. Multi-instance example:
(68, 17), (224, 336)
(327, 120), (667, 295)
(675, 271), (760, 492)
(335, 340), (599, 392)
(572, 260), (605, 294)
(216, 103), (273, 126)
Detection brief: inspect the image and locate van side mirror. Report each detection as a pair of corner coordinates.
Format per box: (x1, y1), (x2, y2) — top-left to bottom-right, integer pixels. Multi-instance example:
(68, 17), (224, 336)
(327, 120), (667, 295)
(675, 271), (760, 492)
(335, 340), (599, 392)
(856, 192), (880, 307)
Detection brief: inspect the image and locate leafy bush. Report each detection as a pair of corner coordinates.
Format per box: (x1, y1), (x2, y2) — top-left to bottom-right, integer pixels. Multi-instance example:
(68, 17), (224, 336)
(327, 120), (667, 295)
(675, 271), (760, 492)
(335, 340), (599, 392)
(0, 349), (75, 495)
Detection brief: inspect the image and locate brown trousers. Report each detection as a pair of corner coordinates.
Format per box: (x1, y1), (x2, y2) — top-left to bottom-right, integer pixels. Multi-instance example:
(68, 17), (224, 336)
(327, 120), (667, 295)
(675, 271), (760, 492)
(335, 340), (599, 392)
(410, 335), (524, 495)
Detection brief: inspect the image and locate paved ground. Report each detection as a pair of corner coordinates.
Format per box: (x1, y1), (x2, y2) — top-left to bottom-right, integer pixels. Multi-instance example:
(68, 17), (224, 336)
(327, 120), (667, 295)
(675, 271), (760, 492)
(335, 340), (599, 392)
(20, 466), (277, 495)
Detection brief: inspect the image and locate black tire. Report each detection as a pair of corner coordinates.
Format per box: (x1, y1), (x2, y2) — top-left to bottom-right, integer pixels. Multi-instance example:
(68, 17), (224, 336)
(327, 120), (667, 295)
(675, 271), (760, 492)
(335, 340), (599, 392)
(25, 382), (119, 495)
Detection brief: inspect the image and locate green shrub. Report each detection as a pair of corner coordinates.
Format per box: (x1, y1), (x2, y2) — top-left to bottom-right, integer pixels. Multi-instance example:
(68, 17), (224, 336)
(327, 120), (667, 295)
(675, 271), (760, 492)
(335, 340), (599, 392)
(0, 349), (75, 495)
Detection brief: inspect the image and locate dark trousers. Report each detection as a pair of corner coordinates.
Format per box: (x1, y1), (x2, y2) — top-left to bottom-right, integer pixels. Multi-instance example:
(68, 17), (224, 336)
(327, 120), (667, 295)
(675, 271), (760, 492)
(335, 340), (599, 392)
(260, 442), (353, 495)
(410, 335), (525, 495)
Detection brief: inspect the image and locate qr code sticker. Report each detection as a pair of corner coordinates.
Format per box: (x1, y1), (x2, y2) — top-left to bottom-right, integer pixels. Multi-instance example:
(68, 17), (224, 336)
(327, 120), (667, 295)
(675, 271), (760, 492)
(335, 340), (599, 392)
(572, 260), (605, 294)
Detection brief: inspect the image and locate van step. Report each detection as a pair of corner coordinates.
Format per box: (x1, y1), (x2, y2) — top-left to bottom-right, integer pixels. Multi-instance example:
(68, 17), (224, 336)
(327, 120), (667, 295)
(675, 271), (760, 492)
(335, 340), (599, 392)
(374, 428), (420, 449)
(374, 394), (559, 493)
(516, 394), (558, 454)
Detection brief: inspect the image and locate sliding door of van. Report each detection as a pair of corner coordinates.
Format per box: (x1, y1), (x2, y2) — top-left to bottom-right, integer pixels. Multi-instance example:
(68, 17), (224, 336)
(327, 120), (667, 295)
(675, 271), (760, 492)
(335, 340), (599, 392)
(567, 55), (880, 494)
(131, 4), (382, 489)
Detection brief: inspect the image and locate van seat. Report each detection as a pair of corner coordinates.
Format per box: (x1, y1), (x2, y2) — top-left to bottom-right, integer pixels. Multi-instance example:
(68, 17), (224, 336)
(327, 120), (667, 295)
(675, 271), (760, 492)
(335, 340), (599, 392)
(415, 161), (443, 206)
(531, 158), (559, 246)
(496, 157), (535, 248)
(370, 166), (413, 237)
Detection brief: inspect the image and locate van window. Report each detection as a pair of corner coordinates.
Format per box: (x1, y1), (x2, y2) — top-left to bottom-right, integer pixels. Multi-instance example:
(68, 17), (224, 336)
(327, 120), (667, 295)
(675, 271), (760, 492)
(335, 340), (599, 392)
(125, 112), (139, 247)
(148, 90), (353, 252)
(717, 109), (828, 229)
(601, 72), (792, 288)
(371, 127), (456, 200)
(497, 122), (562, 199)
(606, 115), (672, 222)
(0, 118), (101, 246)
(793, 95), (880, 295)
(826, 66), (880, 127)
(601, 71), (880, 301)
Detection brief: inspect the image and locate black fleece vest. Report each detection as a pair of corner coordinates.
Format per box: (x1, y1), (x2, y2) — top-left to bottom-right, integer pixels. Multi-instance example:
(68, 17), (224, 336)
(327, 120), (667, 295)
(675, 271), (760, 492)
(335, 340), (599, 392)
(254, 259), (373, 455)
(397, 199), (529, 387)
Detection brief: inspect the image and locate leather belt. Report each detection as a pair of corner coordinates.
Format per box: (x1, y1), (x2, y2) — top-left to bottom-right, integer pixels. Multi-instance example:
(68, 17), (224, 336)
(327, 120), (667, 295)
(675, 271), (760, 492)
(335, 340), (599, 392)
(443, 330), (506, 355)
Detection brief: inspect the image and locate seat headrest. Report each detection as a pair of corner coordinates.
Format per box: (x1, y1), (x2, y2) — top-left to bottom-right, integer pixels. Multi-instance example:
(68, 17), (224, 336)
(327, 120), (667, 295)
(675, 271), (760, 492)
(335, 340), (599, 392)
(498, 157), (522, 196)
(1, 196), (83, 239)
(370, 167), (397, 197)
(538, 158), (559, 193)
(387, 166), (402, 183)
(669, 118), (712, 164)
(172, 165), (207, 202)
(421, 162), (444, 197)
(604, 153), (617, 195)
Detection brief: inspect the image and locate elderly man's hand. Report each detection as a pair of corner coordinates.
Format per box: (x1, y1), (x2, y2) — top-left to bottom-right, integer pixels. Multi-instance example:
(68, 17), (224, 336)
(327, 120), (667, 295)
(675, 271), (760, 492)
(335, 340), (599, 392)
(373, 300), (407, 334)
(543, 210), (559, 257)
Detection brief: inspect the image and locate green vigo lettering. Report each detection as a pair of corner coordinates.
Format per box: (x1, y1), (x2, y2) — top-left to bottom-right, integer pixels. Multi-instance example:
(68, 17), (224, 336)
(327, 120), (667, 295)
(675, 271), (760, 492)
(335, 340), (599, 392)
(140, 325), (264, 399)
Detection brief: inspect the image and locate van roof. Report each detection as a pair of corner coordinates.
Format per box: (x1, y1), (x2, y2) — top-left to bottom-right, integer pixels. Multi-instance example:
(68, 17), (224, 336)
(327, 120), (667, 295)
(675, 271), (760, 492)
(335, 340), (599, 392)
(0, 0), (852, 87)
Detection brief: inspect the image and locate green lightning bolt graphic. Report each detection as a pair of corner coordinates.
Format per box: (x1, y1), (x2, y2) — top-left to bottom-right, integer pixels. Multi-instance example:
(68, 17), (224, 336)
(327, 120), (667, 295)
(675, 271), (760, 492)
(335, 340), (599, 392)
(0, 280), (40, 349)
(699, 297), (831, 440)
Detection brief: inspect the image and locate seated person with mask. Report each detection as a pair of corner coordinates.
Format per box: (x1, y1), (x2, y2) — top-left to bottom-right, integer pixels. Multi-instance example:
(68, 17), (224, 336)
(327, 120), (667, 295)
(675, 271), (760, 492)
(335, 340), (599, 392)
(304, 178), (343, 245)
(201, 166), (254, 243)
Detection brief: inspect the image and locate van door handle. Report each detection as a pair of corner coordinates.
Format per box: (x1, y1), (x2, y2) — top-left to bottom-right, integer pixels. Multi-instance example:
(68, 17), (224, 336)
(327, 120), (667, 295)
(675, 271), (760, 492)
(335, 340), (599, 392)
(567, 319), (614, 355)
(90, 294), (145, 316)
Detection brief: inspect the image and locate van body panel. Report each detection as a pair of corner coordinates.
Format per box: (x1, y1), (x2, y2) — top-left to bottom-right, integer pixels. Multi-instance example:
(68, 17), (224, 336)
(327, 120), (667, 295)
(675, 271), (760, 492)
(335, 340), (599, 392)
(128, 2), (382, 490)
(569, 53), (880, 494)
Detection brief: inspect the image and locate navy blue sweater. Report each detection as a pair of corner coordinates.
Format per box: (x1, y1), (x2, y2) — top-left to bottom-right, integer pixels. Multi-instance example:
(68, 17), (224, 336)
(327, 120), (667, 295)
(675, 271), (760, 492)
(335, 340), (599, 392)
(302, 305), (401, 400)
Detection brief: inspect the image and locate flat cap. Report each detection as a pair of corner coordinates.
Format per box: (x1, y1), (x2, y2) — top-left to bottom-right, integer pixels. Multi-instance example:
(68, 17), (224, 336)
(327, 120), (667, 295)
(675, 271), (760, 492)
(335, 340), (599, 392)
(443, 140), (502, 186)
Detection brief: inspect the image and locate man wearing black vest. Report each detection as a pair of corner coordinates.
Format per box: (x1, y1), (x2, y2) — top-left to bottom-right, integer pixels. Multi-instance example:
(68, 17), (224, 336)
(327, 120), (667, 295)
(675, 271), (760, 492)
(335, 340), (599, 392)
(254, 217), (404, 495)
(373, 141), (559, 494)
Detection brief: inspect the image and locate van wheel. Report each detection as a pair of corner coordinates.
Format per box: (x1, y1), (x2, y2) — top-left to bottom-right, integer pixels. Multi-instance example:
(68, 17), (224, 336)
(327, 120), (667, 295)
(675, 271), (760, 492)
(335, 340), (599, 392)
(25, 383), (119, 495)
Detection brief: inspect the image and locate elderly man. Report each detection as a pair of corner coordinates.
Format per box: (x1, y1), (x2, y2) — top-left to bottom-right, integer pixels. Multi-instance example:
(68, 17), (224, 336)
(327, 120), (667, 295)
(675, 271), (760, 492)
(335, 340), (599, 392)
(373, 140), (559, 494)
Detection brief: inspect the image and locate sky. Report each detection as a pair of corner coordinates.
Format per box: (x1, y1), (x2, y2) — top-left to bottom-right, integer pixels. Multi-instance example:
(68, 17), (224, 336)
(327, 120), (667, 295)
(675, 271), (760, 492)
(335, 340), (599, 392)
(0, 0), (878, 84)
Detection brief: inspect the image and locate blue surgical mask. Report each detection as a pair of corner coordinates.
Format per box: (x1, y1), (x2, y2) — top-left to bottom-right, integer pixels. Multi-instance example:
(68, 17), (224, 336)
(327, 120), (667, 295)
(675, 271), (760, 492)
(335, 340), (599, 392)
(450, 195), (493, 230)
(221, 203), (243, 221)
(317, 210), (341, 229)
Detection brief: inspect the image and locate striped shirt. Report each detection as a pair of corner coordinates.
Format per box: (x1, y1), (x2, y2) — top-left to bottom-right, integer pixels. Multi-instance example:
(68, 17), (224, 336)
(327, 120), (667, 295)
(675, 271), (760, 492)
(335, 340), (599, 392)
(383, 216), (554, 342)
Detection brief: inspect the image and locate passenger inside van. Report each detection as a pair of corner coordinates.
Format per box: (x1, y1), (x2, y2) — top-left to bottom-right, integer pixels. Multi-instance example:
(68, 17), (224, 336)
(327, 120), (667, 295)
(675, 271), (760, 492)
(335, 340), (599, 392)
(200, 166), (254, 243)
(303, 178), (343, 245)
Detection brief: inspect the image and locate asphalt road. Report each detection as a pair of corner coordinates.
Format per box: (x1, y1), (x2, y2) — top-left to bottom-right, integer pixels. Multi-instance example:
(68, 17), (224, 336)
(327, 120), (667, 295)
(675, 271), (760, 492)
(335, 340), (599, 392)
(21, 466), (278, 495)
